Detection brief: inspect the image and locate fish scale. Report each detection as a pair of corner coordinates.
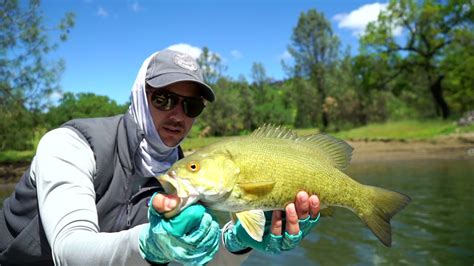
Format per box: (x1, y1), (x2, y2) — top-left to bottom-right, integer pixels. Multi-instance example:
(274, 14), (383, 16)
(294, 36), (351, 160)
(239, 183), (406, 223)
(222, 137), (360, 210)
(157, 125), (411, 246)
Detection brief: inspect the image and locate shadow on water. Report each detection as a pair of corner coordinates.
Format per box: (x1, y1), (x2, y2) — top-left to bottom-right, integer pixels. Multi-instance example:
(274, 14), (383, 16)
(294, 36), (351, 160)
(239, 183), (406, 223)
(1, 159), (473, 265)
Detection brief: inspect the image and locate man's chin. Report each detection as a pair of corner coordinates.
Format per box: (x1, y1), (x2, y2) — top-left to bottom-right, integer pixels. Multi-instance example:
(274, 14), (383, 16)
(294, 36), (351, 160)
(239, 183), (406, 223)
(160, 133), (184, 147)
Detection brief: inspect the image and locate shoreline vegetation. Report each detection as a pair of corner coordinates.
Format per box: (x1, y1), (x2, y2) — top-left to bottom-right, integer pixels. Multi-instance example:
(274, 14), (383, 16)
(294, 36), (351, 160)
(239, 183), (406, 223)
(1, 121), (473, 183)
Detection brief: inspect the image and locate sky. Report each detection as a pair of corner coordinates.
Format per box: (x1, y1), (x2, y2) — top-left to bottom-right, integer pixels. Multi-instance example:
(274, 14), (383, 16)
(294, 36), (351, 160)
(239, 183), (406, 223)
(41, 0), (392, 104)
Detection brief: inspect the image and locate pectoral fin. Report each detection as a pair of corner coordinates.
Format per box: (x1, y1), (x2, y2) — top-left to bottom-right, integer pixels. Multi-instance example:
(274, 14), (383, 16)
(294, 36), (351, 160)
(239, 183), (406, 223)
(235, 210), (266, 242)
(237, 181), (275, 195)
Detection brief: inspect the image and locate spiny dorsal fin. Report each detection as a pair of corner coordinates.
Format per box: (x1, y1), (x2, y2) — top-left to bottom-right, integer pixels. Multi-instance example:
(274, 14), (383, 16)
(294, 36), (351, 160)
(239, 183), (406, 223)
(251, 124), (297, 140)
(296, 134), (353, 171)
(251, 124), (353, 171)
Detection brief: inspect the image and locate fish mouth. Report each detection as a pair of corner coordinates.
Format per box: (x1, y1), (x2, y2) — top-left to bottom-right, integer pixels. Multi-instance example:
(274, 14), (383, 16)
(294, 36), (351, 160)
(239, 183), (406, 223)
(158, 173), (178, 196)
(156, 171), (199, 218)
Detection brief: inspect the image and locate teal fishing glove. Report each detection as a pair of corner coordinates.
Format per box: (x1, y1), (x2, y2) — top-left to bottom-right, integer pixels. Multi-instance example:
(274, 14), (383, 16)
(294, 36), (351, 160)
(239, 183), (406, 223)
(224, 211), (320, 254)
(139, 194), (220, 265)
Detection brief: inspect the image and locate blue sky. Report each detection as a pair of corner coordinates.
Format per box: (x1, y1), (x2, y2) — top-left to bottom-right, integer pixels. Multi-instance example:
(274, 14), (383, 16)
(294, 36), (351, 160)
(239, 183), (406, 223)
(42, 0), (391, 104)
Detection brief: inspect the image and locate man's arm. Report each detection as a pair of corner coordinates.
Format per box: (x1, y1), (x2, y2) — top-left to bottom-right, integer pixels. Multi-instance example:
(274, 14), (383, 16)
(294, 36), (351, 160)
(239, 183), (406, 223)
(32, 128), (148, 265)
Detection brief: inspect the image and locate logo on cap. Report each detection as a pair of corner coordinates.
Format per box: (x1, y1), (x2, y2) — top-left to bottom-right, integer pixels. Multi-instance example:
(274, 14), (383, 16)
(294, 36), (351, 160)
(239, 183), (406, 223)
(173, 53), (198, 72)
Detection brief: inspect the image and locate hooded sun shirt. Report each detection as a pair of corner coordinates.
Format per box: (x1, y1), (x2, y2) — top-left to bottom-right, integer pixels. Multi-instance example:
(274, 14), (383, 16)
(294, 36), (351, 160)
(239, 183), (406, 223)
(128, 52), (180, 177)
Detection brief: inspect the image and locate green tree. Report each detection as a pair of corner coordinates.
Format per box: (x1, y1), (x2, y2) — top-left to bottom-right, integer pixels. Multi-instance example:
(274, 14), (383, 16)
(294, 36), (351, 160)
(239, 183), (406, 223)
(235, 76), (256, 131)
(199, 77), (242, 136)
(0, 0), (74, 150)
(197, 47), (227, 84)
(45, 92), (128, 128)
(326, 48), (367, 129)
(291, 77), (319, 128)
(441, 22), (474, 114)
(250, 62), (268, 105)
(361, 0), (473, 118)
(287, 9), (340, 130)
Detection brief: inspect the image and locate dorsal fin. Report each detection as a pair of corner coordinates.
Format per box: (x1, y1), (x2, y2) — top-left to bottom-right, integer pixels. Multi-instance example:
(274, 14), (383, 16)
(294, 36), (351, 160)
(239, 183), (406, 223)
(296, 134), (353, 170)
(251, 124), (353, 171)
(251, 124), (297, 140)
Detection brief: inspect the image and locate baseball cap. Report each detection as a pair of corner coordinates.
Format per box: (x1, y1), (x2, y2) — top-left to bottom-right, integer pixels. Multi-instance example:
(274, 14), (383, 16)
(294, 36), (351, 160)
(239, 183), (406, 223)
(145, 49), (215, 102)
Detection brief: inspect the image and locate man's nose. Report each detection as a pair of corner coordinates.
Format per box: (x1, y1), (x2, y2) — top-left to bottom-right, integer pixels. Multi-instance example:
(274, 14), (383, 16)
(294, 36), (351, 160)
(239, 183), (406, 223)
(168, 100), (186, 119)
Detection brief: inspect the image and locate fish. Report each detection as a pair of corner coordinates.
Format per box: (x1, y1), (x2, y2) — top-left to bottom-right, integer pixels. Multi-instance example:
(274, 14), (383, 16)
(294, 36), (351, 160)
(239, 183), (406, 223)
(156, 124), (411, 247)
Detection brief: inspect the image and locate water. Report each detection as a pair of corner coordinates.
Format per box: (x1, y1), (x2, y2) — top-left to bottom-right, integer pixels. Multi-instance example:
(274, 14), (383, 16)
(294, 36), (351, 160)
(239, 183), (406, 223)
(1, 159), (473, 265)
(243, 159), (474, 266)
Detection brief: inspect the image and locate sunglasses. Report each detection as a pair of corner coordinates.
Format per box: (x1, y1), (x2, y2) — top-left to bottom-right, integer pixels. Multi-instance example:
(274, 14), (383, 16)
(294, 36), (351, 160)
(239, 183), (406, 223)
(148, 89), (206, 118)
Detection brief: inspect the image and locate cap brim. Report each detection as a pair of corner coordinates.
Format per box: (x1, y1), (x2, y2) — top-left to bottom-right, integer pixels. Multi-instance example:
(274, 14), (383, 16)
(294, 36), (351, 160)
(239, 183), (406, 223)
(146, 73), (215, 102)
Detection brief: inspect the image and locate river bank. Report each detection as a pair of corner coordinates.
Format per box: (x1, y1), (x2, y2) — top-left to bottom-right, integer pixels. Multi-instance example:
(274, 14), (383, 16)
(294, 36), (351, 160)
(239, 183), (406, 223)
(1, 133), (473, 184)
(349, 133), (474, 163)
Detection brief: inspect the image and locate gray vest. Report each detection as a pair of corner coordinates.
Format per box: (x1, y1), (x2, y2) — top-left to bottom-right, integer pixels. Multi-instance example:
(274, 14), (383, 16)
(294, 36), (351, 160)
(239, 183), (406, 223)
(0, 113), (182, 265)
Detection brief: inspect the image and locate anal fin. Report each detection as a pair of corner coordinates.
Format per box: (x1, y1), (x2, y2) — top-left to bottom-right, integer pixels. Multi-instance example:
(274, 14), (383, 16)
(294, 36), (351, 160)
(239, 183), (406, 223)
(235, 210), (266, 242)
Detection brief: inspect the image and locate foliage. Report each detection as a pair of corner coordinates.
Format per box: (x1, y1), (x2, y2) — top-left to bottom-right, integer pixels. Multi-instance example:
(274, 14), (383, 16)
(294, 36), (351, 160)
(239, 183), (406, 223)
(0, 0), (74, 150)
(0, 150), (35, 164)
(0, 103), (35, 150)
(196, 50), (294, 136)
(197, 47), (227, 84)
(2, 1), (473, 152)
(45, 92), (129, 128)
(287, 9), (340, 130)
(198, 78), (243, 136)
(360, 0), (473, 119)
(442, 26), (474, 114)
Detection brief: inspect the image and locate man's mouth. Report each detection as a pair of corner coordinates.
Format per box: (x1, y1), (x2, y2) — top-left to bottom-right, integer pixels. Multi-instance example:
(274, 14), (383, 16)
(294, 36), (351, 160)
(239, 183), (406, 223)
(162, 125), (182, 134)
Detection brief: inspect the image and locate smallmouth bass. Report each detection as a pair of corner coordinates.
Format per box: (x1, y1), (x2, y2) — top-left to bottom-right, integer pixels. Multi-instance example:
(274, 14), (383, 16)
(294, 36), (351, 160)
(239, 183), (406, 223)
(157, 125), (411, 247)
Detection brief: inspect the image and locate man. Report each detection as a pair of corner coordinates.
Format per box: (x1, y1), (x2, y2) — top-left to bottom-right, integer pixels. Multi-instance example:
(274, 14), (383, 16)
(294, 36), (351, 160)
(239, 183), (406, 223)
(0, 49), (320, 265)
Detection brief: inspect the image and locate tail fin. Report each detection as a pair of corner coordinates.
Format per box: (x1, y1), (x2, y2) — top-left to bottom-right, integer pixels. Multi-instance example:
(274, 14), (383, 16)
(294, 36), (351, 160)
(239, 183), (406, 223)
(361, 186), (411, 247)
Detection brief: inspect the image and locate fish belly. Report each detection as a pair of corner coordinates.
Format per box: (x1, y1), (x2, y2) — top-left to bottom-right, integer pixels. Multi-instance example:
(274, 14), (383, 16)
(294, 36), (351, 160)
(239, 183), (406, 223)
(209, 139), (363, 213)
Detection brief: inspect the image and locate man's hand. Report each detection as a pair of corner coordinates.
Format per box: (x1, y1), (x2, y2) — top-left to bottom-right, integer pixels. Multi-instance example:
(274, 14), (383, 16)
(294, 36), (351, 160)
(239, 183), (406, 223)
(271, 191), (320, 236)
(151, 193), (180, 213)
(224, 191), (321, 254)
(139, 193), (220, 265)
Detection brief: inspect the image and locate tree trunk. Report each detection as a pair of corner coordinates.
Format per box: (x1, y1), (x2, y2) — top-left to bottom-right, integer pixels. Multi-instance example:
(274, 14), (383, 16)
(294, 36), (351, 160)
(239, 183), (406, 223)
(430, 75), (450, 119)
(317, 79), (329, 131)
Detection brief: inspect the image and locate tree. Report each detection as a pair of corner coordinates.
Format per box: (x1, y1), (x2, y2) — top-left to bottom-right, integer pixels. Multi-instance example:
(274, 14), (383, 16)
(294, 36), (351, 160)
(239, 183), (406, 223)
(250, 62), (268, 104)
(0, 0), (74, 149)
(197, 47), (227, 84)
(45, 92), (128, 128)
(441, 19), (474, 114)
(199, 77), (242, 136)
(361, 0), (473, 118)
(287, 9), (340, 130)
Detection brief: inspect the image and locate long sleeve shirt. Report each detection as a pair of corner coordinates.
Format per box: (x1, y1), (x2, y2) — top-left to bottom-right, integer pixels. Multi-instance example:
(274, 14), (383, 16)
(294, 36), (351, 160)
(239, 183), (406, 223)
(31, 127), (249, 265)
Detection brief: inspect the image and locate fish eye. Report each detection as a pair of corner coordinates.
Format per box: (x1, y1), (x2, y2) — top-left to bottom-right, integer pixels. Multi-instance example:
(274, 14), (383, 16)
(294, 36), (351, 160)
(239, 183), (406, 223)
(187, 161), (201, 172)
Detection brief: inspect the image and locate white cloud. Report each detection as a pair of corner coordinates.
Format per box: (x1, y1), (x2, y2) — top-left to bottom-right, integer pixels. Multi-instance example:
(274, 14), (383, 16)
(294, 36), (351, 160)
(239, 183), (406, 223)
(230, 50), (242, 60)
(333, 2), (389, 36)
(97, 6), (109, 18)
(131, 2), (142, 13)
(280, 50), (292, 61)
(166, 43), (202, 59)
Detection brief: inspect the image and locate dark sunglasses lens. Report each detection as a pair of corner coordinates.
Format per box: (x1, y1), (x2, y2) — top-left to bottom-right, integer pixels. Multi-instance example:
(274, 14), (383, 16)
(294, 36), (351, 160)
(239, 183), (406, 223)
(151, 91), (178, 111)
(183, 98), (205, 118)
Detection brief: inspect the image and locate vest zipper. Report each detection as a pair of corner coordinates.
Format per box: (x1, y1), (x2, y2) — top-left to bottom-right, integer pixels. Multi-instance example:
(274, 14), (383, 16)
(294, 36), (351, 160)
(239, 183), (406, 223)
(127, 203), (132, 227)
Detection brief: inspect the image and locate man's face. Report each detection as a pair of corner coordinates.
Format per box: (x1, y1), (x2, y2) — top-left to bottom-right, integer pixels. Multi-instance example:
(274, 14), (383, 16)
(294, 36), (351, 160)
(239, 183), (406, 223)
(147, 81), (202, 147)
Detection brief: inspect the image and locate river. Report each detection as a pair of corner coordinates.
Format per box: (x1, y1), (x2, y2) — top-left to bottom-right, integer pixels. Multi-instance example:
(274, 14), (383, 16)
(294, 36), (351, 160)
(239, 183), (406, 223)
(1, 158), (473, 265)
